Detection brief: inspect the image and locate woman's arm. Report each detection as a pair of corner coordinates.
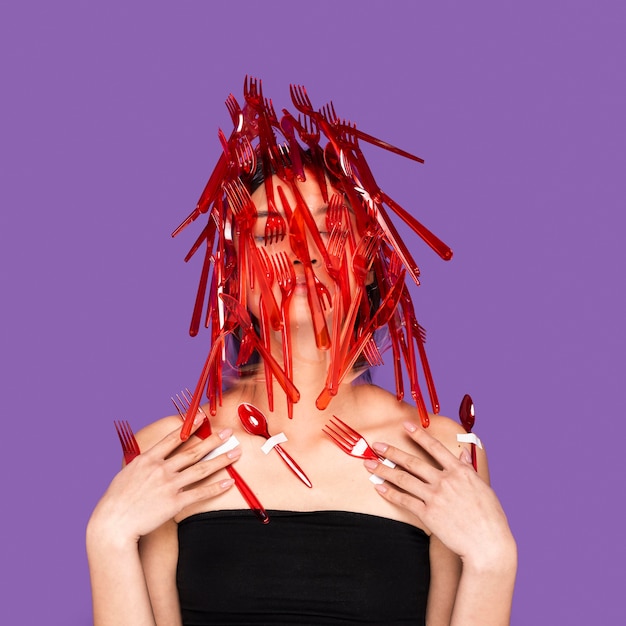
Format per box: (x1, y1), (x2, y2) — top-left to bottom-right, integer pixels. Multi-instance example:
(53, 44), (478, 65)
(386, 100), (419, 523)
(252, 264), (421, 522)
(426, 535), (462, 625)
(139, 520), (182, 624)
(364, 421), (516, 626)
(87, 422), (239, 626)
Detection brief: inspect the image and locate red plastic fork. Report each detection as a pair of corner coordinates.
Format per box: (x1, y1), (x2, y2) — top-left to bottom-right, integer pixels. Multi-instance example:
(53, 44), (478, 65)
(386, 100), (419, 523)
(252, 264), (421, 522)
(322, 225), (349, 398)
(276, 186), (331, 350)
(316, 270), (405, 410)
(225, 93), (243, 129)
(223, 180), (282, 331)
(336, 232), (380, 364)
(319, 100), (425, 164)
(171, 388), (270, 524)
(279, 111), (306, 180)
(322, 416), (381, 461)
(218, 293), (300, 404)
(243, 76), (286, 245)
(114, 420), (140, 465)
(271, 249), (296, 419)
(295, 112), (329, 201)
(256, 247), (276, 411)
(362, 338), (384, 367)
(341, 127), (452, 264)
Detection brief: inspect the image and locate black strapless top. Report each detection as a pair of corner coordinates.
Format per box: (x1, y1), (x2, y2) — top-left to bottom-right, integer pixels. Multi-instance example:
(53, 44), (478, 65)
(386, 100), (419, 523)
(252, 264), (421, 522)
(177, 510), (430, 625)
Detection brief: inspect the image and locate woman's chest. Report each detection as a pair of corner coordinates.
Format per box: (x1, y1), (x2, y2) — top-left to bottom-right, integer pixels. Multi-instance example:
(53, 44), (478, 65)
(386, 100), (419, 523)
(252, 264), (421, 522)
(178, 430), (425, 530)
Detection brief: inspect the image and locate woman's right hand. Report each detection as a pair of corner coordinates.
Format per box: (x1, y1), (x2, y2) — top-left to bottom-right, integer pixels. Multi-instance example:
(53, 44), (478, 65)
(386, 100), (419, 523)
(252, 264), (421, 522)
(88, 422), (238, 547)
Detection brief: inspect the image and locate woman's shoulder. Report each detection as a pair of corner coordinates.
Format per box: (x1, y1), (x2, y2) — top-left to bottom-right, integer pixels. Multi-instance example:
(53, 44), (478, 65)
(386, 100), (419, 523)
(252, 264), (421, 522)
(134, 414), (184, 451)
(132, 387), (245, 452)
(353, 384), (491, 480)
(352, 384), (472, 455)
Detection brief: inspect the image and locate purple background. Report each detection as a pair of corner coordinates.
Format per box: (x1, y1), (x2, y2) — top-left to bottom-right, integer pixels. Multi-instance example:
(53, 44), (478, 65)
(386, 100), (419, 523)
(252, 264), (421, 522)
(1, 1), (624, 623)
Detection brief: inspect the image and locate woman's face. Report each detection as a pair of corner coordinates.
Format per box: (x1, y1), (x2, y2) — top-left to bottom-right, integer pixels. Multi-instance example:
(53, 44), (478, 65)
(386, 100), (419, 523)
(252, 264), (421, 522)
(242, 172), (354, 333)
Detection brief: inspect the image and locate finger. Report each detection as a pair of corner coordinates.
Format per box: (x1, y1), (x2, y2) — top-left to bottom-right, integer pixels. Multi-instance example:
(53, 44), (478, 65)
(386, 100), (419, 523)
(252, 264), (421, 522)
(403, 421), (460, 469)
(167, 428), (235, 472)
(178, 476), (236, 510)
(144, 416), (208, 460)
(372, 477), (428, 522)
(175, 444), (241, 488)
(372, 442), (439, 484)
(363, 458), (431, 502)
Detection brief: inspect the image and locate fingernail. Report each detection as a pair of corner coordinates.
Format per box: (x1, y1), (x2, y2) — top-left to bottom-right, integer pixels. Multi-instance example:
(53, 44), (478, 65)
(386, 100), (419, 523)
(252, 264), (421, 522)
(220, 478), (235, 489)
(372, 442), (388, 454)
(403, 421), (417, 433)
(227, 447), (241, 459)
(364, 459), (378, 470)
(460, 448), (472, 464)
(193, 413), (203, 425)
(218, 428), (233, 440)
(375, 483), (388, 494)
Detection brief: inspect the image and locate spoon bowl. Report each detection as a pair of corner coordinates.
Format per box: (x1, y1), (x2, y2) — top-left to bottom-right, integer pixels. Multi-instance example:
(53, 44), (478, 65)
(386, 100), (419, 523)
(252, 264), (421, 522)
(237, 403), (313, 488)
(238, 402), (272, 438)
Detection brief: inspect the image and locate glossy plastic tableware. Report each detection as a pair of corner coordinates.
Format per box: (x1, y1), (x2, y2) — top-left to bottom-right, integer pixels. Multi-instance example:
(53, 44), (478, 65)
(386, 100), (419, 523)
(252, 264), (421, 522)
(271, 250), (296, 419)
(243, 75), (286, 245)
(171, 389), (270, 524)
(114, 420), (140, 465)
(238, 402), (313, 488)
(279, 188), (331, 350)
(316, 270), (406, 410)
(219, 293), (300, 403)
(341, 126), (452, 263)
(322, 415), (381, 461)
(319, 100), (425, 164)
(223, 180), (282, 330)
(459, 394), (477, 471)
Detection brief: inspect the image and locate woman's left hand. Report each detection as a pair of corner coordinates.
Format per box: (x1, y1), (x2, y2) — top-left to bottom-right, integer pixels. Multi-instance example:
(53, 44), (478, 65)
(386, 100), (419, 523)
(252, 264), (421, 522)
(364, 421), (515, 569)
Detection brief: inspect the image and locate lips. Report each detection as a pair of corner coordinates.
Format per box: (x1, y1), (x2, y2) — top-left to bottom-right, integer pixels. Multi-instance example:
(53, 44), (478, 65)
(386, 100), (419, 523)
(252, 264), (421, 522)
(292, 275), (307, 295)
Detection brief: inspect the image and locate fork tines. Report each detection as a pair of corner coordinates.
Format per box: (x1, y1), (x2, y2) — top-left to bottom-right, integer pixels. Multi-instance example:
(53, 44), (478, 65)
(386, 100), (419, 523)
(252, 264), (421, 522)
(114, 420), (140, 464)
(171, 388), (212, 440)
(322, 421), (352, 452)
(323, 416), (357, 449)
(225, 93), (242, 127)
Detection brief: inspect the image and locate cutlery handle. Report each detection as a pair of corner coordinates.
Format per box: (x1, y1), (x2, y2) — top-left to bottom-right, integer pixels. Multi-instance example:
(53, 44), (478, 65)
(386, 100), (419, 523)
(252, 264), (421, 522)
(274, 445), (313, 489)
(180, 334), (228, 441)
(459, 394), (477, 471)
(374, 203), (421, 285)
(254, 340), (301, 403)
(350, 127), (425, 164)
(246, 236), (282, 331)
(303, 263), (331, 349)
(189, 240), (212, 337)
(381, 191), (453, 262)
(280, 304), (294, 420)
(226, 465), (270, 524)
(182, 406), (270, 522)
(171, 153), (228, 237)
(412, 319), (439, 414)
(315, 331), (372, 410)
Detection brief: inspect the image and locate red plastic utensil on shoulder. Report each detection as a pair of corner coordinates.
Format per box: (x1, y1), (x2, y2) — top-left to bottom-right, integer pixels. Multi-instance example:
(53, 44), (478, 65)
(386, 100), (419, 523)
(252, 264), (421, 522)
(114, 420), (140, 465)
(459, 394), (477, 471)
(172, 389), (270, 524)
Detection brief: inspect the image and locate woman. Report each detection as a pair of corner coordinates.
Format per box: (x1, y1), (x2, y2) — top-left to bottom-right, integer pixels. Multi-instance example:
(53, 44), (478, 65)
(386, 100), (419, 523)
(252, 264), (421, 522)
(87, 79), (516, 625)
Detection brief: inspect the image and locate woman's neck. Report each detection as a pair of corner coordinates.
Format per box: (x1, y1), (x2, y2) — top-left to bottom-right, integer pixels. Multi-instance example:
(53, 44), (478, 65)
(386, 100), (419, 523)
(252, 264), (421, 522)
(240, 361), (362, 440)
